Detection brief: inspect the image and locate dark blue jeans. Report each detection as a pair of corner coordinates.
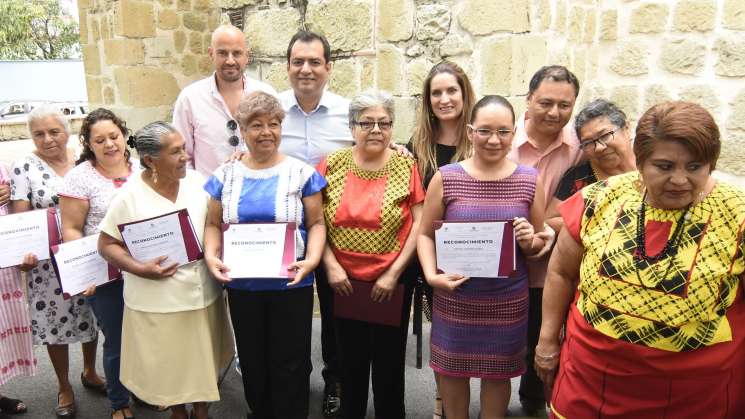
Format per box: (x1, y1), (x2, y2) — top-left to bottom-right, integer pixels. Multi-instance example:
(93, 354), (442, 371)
(87, 280), (130, 410)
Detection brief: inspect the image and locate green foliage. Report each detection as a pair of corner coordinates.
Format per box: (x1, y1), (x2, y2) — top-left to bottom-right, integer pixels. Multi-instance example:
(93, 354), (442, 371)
(0, 0), (80, 60)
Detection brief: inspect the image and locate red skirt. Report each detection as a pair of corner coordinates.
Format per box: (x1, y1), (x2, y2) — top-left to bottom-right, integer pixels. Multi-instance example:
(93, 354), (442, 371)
(550, 303), (745, 419)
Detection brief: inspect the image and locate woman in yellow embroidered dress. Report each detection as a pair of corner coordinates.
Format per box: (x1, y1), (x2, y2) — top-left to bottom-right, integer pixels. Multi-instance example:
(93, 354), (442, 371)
(535, 101), (745, 418)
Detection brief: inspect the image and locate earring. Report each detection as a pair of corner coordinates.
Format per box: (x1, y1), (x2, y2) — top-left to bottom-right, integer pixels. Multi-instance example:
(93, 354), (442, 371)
(633, 172), (644, 194)
(151, 168), (158, 184)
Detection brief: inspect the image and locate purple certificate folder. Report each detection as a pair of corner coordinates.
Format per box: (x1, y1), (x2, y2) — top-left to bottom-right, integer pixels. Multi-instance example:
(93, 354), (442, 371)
(433, 220), (516, 278)
(116, 209), (203, 263)
(334, 279), (405, 327)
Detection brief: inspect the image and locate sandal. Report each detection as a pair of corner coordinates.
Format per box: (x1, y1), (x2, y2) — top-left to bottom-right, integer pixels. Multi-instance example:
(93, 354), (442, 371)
(434, 397), (446, 419)
(0, 397), (26, 414)
(54, 392), (76, 418)
(80, 372), (107, 396)
(111, 408), (135, 419)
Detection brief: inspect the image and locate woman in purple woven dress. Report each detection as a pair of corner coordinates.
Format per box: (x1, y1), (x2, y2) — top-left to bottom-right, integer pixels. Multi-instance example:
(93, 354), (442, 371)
(417, 95), (546, 419)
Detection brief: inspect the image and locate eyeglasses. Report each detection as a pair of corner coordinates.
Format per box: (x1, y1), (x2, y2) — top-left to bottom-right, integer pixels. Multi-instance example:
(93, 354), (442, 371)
(580, 130), (615, 151)
(352, 120), (393, 132)
(468, 126), (515, 140)
(227, 119), (239, 147)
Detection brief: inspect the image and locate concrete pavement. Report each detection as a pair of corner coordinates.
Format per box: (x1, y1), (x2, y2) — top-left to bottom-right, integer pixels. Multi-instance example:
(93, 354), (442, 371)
(2, 319), (545, 419)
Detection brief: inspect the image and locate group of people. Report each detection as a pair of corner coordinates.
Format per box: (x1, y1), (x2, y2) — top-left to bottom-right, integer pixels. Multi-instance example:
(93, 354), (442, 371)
(0, 23), (743, 419)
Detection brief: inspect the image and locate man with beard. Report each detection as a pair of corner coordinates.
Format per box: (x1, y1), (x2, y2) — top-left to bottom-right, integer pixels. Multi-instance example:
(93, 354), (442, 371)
(508, 65), (583, 416)
(278, 30), (352, 418)
(173, 24), (277, 177)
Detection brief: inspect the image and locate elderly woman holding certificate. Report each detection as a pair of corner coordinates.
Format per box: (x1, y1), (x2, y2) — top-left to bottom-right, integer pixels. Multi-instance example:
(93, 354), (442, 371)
(318, 90), (425, 419)
(97, 122), (233, 419)
(417, 95), (545, 419)
(9, 104), (104, 418)
(202, 91), (326, 419)
(58, 109), (138, 419)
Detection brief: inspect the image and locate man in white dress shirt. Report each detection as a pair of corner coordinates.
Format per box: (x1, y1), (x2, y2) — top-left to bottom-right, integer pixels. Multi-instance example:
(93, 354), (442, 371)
(172, 25), (277, 177)
(278, 30), (352, 417)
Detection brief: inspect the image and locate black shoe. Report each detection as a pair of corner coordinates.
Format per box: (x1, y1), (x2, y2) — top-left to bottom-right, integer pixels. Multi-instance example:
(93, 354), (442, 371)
(322, 389), (341, 418)
(520, 399), (546, 417)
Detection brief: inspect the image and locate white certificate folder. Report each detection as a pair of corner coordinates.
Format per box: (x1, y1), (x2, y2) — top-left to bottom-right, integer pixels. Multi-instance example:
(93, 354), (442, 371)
(0, 208), (61, 268)
(221, 222), (297, 279)
(117, 209), (203, 267)
(434, 220), (516, 278)
(51, 233), (121, 297)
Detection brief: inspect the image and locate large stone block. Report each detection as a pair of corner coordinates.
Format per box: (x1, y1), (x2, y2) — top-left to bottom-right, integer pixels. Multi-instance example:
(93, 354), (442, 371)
(116, 0), (155, 38)
(609, 41), (649, 76)
(114, 67), (181, 107)
(715, 36), (745, 77)
(189, 31), (205, 55)
(458, 0), (530, 36)
(723, 0), (745, 30)
(567, 6), (584, 42)
(392, 97), (416, 144)
(177, 0), (191, 11)
(643, 84), (673, 110)
(555, 0), (567, 33)
(572, 47), (588, 86)
(718, 130), (745, 175)
(219, 0), (259, 7)
(182, 12), (207, 31)
(198, 55), (212, 75)
(538, 0), (551, 31)
(439, 33), (473, 57)
(174, 31), (187, 53)
(245, 8), (301, 57)
(378, 0), (413, 42)
(260, 62), (289, 92)
(479, 37), (511, 95)
(548, 48), (570, 68)
(85, 76), (103, 105)
(180, 54), (197, 77)
(82, 44), (101, 76)
(678, 85), (719, 114)
(729, 89), (745, 130)
(158, 9), (180, 30)
(79, 9), (89, 45)
(406, 58), (433, 96)
(329, 59), (358, 98)
(360, 57), (375, 90)
(673, 0), (716, 32)
(100, 16), (111, 40)
(610, 85), (640, 121)
(306, 0), (373, 51)
(583, 10), (596, 43)
(511, 35), (547, 96)
(103, 86), (115, 105)
(377, 44), (405, 95)
(144, 37), (174, 58)
(629, 3), (668, 33)
(416, 4), (451, 41)
(660, 38), (706, 75)
(599, 9), (617, 41)
(103, 39), (145, 66)
(193, 0), (213, 11)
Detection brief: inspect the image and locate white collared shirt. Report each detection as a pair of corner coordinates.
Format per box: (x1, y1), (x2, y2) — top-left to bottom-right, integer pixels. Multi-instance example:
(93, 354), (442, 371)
(277, 89), (353, 166)
(172, 73), (277, 177)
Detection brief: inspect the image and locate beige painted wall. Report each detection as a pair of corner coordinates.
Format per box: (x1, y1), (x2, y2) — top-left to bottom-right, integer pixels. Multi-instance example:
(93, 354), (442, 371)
(78, 0), (745, 175)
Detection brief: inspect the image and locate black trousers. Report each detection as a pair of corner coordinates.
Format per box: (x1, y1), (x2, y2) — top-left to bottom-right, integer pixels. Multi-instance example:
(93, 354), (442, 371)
(315, 265), (340, 391)
(228, 286), (313, 419)
(336, 282), (414, 419)
(519, 287), (545, 405)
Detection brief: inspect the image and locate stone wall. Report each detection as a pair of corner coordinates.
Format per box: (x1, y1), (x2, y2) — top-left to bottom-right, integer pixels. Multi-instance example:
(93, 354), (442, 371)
(77, 0), (222, 130)
(80, 0), (745, 175)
